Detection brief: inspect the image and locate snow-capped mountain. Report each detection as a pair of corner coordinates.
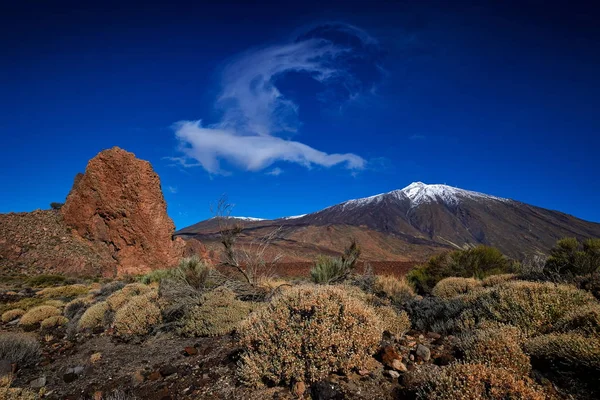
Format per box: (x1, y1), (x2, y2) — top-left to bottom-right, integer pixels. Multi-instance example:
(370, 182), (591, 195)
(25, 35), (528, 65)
(176, 182), (600, 259)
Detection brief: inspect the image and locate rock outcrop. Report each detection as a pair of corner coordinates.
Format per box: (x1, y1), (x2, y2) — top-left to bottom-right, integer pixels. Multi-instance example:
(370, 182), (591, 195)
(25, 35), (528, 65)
(61, 147), (184, 275)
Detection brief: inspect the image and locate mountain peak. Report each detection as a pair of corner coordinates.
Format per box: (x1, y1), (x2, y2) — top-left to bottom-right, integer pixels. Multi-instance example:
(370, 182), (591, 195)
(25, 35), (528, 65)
(398, 182), (508, 206)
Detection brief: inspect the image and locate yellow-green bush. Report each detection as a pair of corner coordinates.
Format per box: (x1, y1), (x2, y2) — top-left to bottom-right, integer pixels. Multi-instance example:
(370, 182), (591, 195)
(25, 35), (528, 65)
(106, 283), (151, 311)
(113, 291), (162, 338)
(37, 284), (88, 299)
(524, 332), (600, 373)
(1, 309), (25, 323)
(19, 305), (61, 327)
(44, 300), (64, 308)
(374, 306), (411, 338)
(179, 287), (253, 337)
(415, 363), (547, 400)
(40, 315), (69, 329)
(432, 277), (482, 298)
(78, 301), (110, 330)
(373, 275), (415, 304)
(481, 273), (516, 287)
(237, 285), (382, 387)
(0, 298), (45, 315)
(455, 325), (530, 375)
(0, 332), (40, 366)
(553, 303), (600, 337)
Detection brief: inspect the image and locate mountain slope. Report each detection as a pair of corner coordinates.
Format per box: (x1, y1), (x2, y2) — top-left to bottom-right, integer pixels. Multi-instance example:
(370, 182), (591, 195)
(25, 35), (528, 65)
(176, 182), (600, 260)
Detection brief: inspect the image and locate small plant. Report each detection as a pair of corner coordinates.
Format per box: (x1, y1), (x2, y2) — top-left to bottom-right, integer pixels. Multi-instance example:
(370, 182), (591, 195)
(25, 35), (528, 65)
(374, 306), (411, 338)
(1, 309), (25, 323)
(27, 274), (67, 287)
(553, 303), (600, 336)
(78, 301), (110, 330)
(310, 240), (361, 284)
(99, 281), (126, 296)
(237, 285), (382, 387)
(0, 332), (40, 366)
(44, 299), (65, 308)
(544, 237), (600, 278)
(454, 325), (530, 375)
(431, 277), (482, 298)
(138, 268), (175, 285)
(0, 297), (45, 315)
(90, 352), (102, 364)
(481, 273), (516, 287)
(37, 284), (88, 299)
(19, 305), (61, 328)
(179, 287), (254, 337)
(106, 283), (151, 310)
(414, 363), (547, 400)
(50, 202), (64, 210)
(40, 315), (69, 329)
(113, 291), (162, 338)
(372, 274), (415, 305)
(64, 298), (89, 319)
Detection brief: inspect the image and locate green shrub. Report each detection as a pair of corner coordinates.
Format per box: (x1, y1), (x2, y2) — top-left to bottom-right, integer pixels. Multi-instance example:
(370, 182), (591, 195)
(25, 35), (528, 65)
(414, 363), (547, 400)
(106, 283), (151, 311)
(310, 241), (360, 284)
(44, 300), (64, 308)
(138, 269), (175, 285)
(173, 256), (212, 290)
(373, 275), (415, 305)
(37, 284), (88, 299)
(27, 274), (67, 287)
(407, 246), (514, 294)
(432, 277), (482, 298)
(0, 332), (40, 366)
(78, 301), (110, 330)
(237, 285), (382, 387)
(19, 305), (61, 328)
(50, 202), (64, 210)
(455, 325), (530, 375)
(1, 309), (25, 323)
(179, 287), (253, 337)
(113, 291), (162, 338)
(553, 303), (600, 337)
(41, 315), (69, 329)
(0, 298), (45, 316)
(544, 237), (600, 278)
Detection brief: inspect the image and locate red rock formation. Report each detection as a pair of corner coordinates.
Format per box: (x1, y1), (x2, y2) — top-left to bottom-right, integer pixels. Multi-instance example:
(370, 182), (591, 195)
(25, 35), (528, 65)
(61, 147), (184, 275)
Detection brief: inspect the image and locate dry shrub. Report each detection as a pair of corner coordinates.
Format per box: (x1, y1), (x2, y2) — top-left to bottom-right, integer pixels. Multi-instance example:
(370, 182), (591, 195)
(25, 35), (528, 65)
(464, 281), (598, 336)
(113, 291), (162, 338)
(99, 281), (126, 296)
(455, 325), (530, 375)
(78, 301), (110, 330)
(40, 315), (69, 329)
(432, 277), (482, 298)
(43, 300), (64, 308)
(416, 363), (547, 400)
(373, 275), (415, 305)
(64, 298), (89, 319)
(106, 283), (151, 311)
(90, 352), (102, 364)
(0, 298), (45, 316)
(179, 287), (254, 337)
(0, 332), (40, 366)
(1, 309), (25, 323)
(37, 284), (88, 299)
(481, 273), (516, 287)
(19, 306), (61, 328)
(553, 303), (600, 337)
(237, 285), (382, 387)
(524, 332), (600, 373)
(0, 384), (38, 400)
(374, 306), (411, 338)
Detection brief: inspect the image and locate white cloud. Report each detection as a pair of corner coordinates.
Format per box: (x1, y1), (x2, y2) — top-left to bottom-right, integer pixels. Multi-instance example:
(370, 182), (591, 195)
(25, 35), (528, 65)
(166, 185), (178, 194)
(266, 167), (284, 176)
(172, 23), (383, 175)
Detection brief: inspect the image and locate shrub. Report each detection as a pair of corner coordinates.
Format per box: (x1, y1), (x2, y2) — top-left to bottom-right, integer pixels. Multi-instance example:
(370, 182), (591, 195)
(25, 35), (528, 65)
(173, 256), (212, 290)
(138, 269), (175, 285)
(1, 309), (25, 323)
(0, 332), (40, 366)
(454, 325), (531, 375)
(40, 315), (69, 329)
(374, 306), (411, 338)
(50, 202), (64, 210)
(415, 363), (547, 400)
(553, 303), (600, 336)
(44, 300), (64, 308)
(407, 246), (514, 294)
(78, 301), (110, 330)
(481, 273), (516, 287)
(64, 298), (89, 319)
(106, 283), (151, 311)
(0, 298), (45, 316)
(525, 332), (600, 372)
(113, 292), (162, 338)
(432, 277), (482, 298)
(310, 241), (361, 284)
(37, 284), (88, 299)
(237, 285), (382, 387)
(19, 305), (61, 327)
(373, 275), (415, 305)
(99, 281), (126, 296)
(27, 274), (67, 287)
(544, 237), (600, 278)
(179, 287), (254, 337)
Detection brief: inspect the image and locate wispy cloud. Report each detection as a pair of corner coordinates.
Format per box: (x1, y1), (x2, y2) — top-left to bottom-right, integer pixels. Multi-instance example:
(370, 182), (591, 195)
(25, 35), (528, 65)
(172, 23), (384, 175)
(166, 185), (178, 194)
(266, 167), (284, 176)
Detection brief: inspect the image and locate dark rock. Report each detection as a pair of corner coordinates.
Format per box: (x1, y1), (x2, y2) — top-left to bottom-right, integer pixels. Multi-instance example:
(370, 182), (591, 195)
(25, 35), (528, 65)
(416, 344), (431, 361)
(159, 365), (178, 377)
(30, 376), (46, 388)
(311, 381), (343, 400)
(63, 372), (78, 383)
(183, 346), (198, 356)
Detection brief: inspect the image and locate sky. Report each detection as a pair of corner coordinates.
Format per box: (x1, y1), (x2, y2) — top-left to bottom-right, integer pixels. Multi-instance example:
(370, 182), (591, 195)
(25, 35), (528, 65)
(1, 0), (599, 229)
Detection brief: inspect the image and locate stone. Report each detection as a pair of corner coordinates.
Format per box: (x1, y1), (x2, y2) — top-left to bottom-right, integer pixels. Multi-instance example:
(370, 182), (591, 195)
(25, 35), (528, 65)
(63, 373), (78, 383)
(184, 346), (198, 356)
(293, 381), (306, 397)
(159, 365), (178, 377)
(391, 359), (408, 372)
(384, 370), (400, 379)
(426, 332), (441, 340)
(416, 344), (431, 361)
(132, 370), (146, 384)
(358, 369), (370, 376)
(30, 376), (46, 389)
(67, 366), (85, 375)
(61, 147), (186, 275)
(311, 381), (343, 400)
(379, 345), (402, 369)
(149, 370), (162, 381)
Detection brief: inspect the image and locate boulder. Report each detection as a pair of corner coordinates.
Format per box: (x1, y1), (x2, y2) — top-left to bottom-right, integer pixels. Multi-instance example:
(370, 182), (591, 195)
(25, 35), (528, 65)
(62, 147), (185, 275)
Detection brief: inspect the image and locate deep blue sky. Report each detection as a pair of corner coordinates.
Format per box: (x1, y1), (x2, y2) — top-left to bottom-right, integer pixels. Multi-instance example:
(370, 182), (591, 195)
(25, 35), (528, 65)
(1, 0), (599, 229)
